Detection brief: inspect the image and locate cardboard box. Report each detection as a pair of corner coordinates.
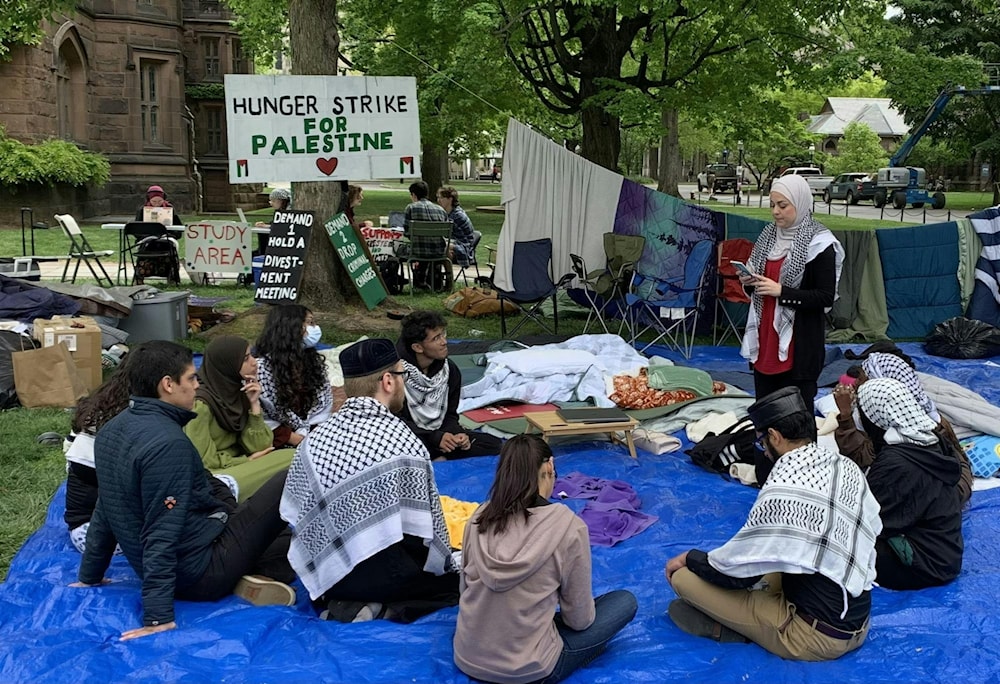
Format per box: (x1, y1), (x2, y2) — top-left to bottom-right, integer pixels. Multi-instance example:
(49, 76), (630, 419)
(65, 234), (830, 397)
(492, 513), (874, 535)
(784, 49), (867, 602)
(33, 316), (102, 391)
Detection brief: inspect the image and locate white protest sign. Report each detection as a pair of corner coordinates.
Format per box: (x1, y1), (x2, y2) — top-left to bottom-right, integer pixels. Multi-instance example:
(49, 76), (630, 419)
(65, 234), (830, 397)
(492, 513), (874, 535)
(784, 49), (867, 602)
(224, 74), (421, 183)
(183, 221), (251, 274)
(360, 225), (404, 261)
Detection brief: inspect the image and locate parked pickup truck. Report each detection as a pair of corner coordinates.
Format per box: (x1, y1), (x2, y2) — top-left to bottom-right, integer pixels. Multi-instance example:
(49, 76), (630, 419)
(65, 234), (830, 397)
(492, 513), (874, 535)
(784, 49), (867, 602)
(696, 163), (739, 193)
(763, 166), (833, 195)
(822, 173), (880, 205)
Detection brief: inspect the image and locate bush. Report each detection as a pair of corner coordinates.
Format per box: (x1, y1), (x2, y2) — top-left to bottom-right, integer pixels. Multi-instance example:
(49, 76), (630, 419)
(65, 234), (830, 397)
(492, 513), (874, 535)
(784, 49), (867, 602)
(0, 127), (110, 187)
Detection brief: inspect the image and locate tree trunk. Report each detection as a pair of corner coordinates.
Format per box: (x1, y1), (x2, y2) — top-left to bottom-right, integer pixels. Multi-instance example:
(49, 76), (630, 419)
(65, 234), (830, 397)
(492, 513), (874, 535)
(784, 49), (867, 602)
(647, 146), (659, 181)
(421, 141), (449, 195)
(287, 0), (356, 310)
(656, 107), (681, 196)
(579, 79), (620, 172)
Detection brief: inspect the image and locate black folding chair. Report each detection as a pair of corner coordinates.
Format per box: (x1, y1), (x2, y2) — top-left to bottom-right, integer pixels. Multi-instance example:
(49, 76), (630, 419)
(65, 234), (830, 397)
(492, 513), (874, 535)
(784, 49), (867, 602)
(122, 222), (180, 285)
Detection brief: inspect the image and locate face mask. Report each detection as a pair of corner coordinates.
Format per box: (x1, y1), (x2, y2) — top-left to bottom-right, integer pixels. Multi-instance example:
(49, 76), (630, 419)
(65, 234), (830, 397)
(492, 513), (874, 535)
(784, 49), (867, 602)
(303, 324), (322, 348)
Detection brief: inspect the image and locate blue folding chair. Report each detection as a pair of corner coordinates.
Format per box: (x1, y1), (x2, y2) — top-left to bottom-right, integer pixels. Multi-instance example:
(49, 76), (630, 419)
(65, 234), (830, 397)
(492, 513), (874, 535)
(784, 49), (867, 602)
(494, 238), (574, 338)
(625, 239), (715, 358)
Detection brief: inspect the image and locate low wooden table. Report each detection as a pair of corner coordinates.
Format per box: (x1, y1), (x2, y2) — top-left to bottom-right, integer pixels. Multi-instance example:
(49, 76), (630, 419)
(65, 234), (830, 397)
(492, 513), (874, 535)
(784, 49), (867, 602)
(524, 411), (639, 459)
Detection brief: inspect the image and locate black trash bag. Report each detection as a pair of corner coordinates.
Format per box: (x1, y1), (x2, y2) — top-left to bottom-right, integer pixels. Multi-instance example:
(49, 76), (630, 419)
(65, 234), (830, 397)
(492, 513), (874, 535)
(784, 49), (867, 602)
(925, 316), (1000, 359)
(0, 330), (40, 410)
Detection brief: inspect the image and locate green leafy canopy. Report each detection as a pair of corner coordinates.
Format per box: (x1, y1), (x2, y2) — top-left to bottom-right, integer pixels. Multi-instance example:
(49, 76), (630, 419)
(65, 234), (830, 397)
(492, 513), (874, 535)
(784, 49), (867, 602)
(0, 0), (77, 60)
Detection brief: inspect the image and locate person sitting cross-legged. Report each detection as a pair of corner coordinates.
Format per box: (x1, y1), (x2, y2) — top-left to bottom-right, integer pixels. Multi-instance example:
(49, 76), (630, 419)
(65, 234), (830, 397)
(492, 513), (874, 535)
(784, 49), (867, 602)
(280, 338), (460, 623)
(396, 311), (503, 460)
(454, 434), (637, 684)
(665, 387), (882, 661)
(73, 341), (297, 642)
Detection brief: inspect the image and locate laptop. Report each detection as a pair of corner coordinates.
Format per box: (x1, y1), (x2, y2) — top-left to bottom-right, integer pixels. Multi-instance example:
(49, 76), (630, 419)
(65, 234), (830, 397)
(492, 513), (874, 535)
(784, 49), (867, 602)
(388, 211), (406, 229)
(556, 407), (631, 424)
(143, 206), (174, 226)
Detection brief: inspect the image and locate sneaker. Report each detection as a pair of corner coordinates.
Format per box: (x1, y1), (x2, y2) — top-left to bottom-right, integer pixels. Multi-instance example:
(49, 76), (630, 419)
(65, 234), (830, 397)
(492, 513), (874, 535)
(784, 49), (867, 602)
(668, 599), (748, 643)
(234, 575), (296, 607)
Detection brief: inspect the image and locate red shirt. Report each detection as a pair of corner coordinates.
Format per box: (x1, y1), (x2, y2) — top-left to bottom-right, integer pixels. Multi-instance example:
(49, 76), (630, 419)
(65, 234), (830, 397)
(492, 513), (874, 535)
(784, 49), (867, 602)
(754, 257), (793, 375)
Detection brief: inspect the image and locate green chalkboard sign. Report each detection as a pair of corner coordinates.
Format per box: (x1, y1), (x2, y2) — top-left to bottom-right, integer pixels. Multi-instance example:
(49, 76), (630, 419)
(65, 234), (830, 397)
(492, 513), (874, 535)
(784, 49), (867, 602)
(324, 212), (388, 310)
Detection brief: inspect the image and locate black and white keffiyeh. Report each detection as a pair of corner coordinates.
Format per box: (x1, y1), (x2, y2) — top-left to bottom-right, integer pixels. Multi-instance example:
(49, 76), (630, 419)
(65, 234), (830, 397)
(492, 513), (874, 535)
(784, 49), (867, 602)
(280, 396), (454, 600)
(741, 176), (843, 364)
(708, 442), (882, 615)
(857, 377), (939, 447)
(402, 360), (450, 430)
(861, 353), (940, 422)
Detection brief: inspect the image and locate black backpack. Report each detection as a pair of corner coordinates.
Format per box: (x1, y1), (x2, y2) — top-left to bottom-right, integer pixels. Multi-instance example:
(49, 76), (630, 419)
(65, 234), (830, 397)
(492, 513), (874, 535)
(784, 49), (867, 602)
(686, 418), (757, 476)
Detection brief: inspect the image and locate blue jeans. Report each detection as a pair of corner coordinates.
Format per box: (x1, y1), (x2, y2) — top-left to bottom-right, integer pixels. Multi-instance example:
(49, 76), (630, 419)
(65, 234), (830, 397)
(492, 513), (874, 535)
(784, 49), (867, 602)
(536, 590), (638, 684)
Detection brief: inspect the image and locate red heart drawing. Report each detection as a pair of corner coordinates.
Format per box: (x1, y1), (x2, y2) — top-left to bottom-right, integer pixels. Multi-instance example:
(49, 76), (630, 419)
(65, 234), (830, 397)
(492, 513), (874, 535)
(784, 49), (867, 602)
(316, 157), (339, 175)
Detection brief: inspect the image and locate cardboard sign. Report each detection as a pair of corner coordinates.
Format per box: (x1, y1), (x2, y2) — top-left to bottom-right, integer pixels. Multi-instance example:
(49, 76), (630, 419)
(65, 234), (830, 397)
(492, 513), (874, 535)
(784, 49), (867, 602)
(360, 225), (404, 262)
(224, 74), (422, 183)
(324, 212), (387, 310)
(254, 210), (314, 304)
(183, 221), (251, 274)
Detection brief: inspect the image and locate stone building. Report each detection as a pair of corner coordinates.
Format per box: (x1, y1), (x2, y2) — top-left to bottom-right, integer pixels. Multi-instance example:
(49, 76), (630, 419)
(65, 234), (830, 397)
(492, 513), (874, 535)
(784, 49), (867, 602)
(0, 0), (256, 222)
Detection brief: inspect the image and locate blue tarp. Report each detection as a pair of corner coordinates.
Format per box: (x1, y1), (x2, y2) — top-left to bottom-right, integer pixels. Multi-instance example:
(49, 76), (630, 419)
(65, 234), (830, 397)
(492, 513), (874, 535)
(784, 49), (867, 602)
(1, 344), (998, 683)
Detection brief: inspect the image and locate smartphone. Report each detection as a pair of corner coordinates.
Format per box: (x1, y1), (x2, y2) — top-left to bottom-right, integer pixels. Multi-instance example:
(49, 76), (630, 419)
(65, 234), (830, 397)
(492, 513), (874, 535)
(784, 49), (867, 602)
(730, 260), (755, 278)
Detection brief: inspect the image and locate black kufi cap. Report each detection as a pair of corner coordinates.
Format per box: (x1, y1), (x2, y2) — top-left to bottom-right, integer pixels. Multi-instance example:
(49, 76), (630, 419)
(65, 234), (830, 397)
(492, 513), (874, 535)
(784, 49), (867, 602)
(746, 386), (809, 430)
(339, 338), (399, 378)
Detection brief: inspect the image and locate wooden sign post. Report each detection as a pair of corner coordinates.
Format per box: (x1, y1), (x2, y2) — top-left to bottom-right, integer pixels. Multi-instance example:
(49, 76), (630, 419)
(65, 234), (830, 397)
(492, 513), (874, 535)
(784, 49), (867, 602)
(254, 210), (313, 304)
(324, 212), (387, 310)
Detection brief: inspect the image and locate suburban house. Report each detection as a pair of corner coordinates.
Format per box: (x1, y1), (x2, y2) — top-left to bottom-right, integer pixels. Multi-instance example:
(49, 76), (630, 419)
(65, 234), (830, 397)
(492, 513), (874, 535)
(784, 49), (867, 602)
(0, 0), (259, 220)
(806, 97), (910, 156)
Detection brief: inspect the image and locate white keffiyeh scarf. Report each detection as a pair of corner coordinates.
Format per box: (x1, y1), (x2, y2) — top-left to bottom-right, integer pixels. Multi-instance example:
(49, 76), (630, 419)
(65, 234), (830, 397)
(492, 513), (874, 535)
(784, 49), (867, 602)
(280, 396), (454, 600)
(402, 360), (450, 430)
(857, 377), (939, 447)
(708, 442), (882, 617)
(861, 353), (940, 423)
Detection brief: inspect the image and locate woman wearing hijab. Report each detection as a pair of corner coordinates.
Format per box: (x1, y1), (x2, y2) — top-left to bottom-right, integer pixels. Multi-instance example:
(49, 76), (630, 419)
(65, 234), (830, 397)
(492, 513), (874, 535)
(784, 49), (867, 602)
(856, 378), (964, 590)
(454, 435), (637, 684)
(832, 352), (973, 504)
(740, 173), (843, 415)
(255, 304), (333, 448)
(185, 335), (294, 501)
(135, 185), (183, 224)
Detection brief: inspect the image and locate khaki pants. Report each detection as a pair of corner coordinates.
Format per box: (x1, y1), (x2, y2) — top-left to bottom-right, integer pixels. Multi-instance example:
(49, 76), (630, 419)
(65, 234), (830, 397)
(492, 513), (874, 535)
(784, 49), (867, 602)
(670, 568), (868, 661)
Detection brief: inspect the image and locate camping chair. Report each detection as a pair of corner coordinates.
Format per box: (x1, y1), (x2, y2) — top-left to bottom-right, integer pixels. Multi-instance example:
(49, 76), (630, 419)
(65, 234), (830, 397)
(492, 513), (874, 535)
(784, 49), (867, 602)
(397, 220), (453, 295)
(624, 239), (715, 358)
(122, 222), (181, 286)
(568, 254), (610, 334)
(598, 233), (646, 338)
(494, 238), (575, 338)
(54, 214), (114, 287)
(457, 230), (483, 287)
(714, 238), (754, 345)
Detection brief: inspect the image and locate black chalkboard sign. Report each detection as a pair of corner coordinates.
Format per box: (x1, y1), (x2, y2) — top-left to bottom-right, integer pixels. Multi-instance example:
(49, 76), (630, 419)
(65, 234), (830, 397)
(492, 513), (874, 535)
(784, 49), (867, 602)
(254, 210), (314, 304)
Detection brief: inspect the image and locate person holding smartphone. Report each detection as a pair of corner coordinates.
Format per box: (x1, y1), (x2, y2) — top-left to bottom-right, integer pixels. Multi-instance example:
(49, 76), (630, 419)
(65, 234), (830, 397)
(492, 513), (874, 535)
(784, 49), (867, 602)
(739, 174), (844, 482)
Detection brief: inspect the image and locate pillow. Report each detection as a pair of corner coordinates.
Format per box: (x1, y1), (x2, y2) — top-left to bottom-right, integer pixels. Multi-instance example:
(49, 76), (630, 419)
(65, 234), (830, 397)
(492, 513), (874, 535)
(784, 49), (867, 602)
(488, 348), (600, 377)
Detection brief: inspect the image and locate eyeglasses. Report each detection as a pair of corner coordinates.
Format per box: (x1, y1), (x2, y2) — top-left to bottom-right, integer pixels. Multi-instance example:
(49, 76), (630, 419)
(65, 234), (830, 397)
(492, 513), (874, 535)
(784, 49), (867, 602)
(386, 369), (410, 380)
(754, 435), (766, 452)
